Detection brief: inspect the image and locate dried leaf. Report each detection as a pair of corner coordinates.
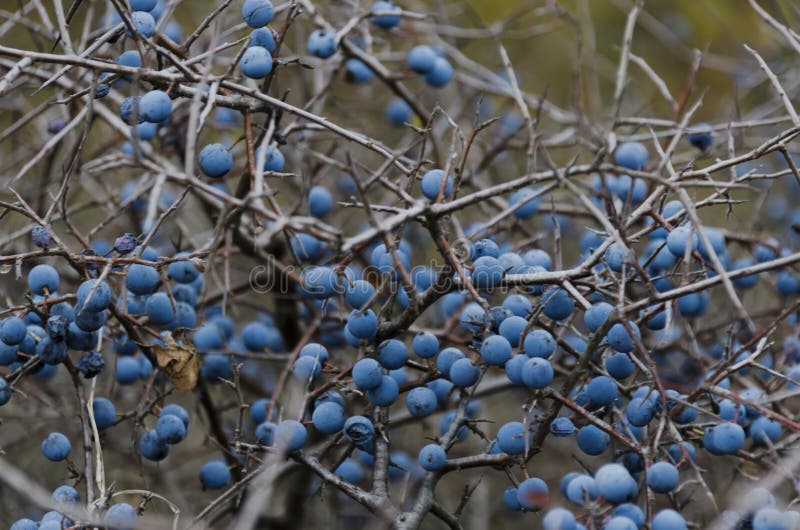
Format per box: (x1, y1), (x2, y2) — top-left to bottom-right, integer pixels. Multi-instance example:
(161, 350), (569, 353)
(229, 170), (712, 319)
(154, 335), (199, 392)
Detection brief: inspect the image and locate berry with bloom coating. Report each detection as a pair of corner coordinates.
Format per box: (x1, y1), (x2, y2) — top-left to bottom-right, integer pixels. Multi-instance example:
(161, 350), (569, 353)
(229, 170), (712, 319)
(198, 143), (233, 178)
(406, 387), (438, 417)
(240, 46), (273, 79)
(312, 402), (345, 434)
(652, 509), (687, 530)
(105, 503), (137, 530)
(516, 477), (549, 511)
(371, 0), (401, 29)
(28, 264), (60, 294)
(420, 169), (452, 200)
(615, 141), (649, 170)
(497, 421), (527, 455)
(242, 0), (274, 27)
(41, 432), (71, 461)
(276, 419), (307, 451)
(646, 461), (680, 493)
(139, 429), (169, 461)
(199, 461), (231, 490)
(307, 29), (336, 58)
(156, 414), (187, 444)
(418, 444), (446, 471)
(407, 45), (437, 73)
(139, 90), (171, 123)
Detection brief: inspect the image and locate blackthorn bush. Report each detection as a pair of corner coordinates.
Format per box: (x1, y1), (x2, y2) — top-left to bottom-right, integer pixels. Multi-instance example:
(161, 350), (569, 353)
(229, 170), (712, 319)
(1, 1), (800, 529)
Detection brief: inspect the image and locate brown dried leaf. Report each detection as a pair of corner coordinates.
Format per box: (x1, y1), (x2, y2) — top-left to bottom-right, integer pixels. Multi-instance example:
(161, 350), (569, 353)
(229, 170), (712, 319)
(154, 335), (199, 392)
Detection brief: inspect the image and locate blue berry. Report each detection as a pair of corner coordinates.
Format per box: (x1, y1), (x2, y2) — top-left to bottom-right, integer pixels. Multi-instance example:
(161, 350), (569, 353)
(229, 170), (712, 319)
(77, 279), (113, 312)
(139, 90), (171, 123)
(41, 432), (71, 461)
(406, 387), (438, 417)
(199, 460), (231, 489)
(412, 331), (439, 358)
(481, 334), (512, 365)
(424, 57), (454, 88)
(420, 169), (452, 200)
(611, 504), (645, 527)
(666, 225), (698, 257)
(377, 339), (408, 369)
(345, 59), (374, 83)
(105, 503), (137, 530)
(51, 485), (79, 505)
(509, 187), (540, 219)
(240, 46), (273, 78)
(28, 264), (59, 294)
(626, 397), (655, 426)
(576, 424), (609, 455)
(145, 292), (175, 326)
(256, 144), (285, 172)
(92, 398), (116, 429)
(449, 358), (480, 387)
(370, 1), (401, 29)
(418, 444), (446, 471)
(198, 143), (233, 178)
(37, 337), (68, 365)
(242, 0), (274, 28)
(130, 11), (156, 37)
(646, 461), (679, 493)
(605, 352), (634, 379)
(687, 123), (714, 151)
(309, 185), (334, 217)
(311, 402), (345, 434)
(346, 309), (378, 339)
(334, 459), (364, 484)
(604, 516), (637, 530)
(343, 415), (374, 446)
(386, 98), (412, 124)
(276, 419), (307, 451)
(140, 429), (170, 461)
(156, 414), (187, 444)
(607, 321), (640, 353)
(0, 317), (26, 345)
(307, 29), (336, 58)
(366, 375), (399, 406)
(497, 421), (526, 454)
(523, 329), (555, 358)
(120, 96), (142, 124)
(652, 509), (687, 530)
(542, 288), (574, 321)
(586, 376), (618, 407)
(249, 27), (275, 52)
(292, 355), (321, 381)
(9, 519), (37, 530)
(407, 45), (437, 73)
(550, 417), (575, 436)
(521, 357), (553, 388)
(543, 508), (577, 530)
(255, 421), (277, 445)
(516, 477), (549, 511)
(352, 357), (383, 389)
(594, 463), (637, 503)
(615, 141), (649, 170)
